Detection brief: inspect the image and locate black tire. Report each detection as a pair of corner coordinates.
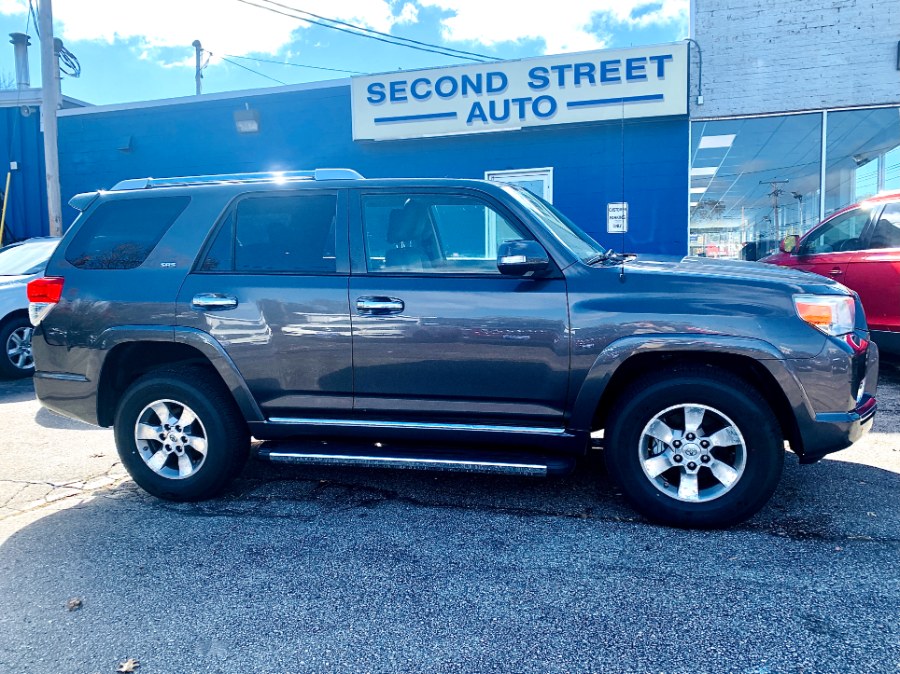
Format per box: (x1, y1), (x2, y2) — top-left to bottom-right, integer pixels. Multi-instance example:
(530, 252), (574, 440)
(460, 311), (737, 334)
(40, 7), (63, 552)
(604, 366), (783, 529)
(0, 314), (35, 379)
(114, 366), (250, 501)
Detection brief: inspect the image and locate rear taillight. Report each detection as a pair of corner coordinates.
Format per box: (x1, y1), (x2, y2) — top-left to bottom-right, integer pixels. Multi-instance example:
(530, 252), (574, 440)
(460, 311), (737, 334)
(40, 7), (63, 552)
(27, 276), (65, 325)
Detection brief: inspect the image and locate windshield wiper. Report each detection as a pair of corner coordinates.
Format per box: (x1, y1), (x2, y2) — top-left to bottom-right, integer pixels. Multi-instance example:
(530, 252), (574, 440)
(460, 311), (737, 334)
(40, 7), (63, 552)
(585, 249), (637, 266)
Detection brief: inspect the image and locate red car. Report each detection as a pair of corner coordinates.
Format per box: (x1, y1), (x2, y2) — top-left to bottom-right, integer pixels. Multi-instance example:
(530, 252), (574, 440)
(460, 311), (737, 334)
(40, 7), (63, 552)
(761, 190), (900, 354)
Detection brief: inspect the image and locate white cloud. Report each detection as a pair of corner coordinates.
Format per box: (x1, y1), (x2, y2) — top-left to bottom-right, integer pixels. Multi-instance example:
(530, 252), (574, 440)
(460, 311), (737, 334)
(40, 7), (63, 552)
(0, 0), (419, 64)
(418, 0), (689, 54)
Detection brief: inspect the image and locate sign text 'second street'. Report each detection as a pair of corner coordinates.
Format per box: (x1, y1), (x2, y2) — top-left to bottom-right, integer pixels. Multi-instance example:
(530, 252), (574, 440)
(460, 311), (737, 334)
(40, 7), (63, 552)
(351, 43), (688, 141)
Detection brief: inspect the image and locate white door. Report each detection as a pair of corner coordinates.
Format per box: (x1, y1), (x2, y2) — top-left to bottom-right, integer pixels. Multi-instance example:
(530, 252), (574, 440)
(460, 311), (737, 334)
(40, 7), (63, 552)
(485, 168), (554, 203)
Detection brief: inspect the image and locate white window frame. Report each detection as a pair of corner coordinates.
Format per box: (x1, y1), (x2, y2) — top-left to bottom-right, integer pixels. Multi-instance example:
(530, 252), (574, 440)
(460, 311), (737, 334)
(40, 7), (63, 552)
(484, 167), (554, 256)
(484, 167), (554, 203)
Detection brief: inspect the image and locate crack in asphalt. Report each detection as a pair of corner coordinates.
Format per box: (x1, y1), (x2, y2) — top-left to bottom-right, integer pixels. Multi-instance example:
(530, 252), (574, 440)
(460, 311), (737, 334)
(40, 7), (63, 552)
(0, 466), (128, 520)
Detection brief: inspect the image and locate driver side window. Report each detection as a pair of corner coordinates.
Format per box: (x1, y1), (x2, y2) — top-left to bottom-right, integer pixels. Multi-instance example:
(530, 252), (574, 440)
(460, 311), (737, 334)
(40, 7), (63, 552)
(800, 208), (871, 255)
(361, 193), (532, 274)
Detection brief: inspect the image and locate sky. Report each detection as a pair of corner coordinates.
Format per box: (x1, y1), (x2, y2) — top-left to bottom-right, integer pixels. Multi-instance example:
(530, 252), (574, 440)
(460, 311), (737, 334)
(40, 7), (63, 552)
(0, 0), (689, 106)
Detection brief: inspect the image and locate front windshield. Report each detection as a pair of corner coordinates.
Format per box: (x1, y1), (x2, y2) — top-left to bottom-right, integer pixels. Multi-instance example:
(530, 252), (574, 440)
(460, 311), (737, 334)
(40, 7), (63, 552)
(506, 186), (605, 260)
(0, 240), (58, 276)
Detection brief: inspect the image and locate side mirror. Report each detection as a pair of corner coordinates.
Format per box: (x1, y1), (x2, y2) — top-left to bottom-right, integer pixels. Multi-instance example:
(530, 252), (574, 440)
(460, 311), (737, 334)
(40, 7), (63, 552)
(497, 240), (550, 276)
(780, 234), (799, 254)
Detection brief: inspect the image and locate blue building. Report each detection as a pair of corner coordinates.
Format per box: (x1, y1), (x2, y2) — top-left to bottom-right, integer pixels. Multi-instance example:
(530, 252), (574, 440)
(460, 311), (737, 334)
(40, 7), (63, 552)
(4, 40), (689, 256)
(53, 43), (690, 256)
(0, 87), (86, 245)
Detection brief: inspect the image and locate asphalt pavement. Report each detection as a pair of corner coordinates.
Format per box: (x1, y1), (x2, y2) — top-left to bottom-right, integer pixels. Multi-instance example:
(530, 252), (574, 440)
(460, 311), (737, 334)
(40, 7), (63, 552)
(0, 362), (898, 673)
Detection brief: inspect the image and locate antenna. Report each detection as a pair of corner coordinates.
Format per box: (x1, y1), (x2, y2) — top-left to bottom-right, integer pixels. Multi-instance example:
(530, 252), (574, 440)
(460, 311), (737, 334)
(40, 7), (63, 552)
(620, 96), (627, 281)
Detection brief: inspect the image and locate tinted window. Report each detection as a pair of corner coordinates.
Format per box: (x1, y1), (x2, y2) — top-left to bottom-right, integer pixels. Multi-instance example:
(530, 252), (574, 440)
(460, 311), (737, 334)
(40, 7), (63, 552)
(199, 213), (234, 272)
(233, 194), (337, 273)
(869, 203), (900, 249)
(66, 197), (189, 269)
(362, 193), (531, 274)
(801, 208), (871, 255)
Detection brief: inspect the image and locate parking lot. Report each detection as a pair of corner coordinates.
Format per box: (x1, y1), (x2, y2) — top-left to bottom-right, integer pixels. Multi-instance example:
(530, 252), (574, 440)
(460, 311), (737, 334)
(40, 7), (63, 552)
(0, 362), (898, 674)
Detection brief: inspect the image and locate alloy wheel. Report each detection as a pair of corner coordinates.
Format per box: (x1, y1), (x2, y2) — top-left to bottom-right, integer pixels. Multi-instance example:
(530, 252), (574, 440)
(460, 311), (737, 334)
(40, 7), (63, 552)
(133, 399), (208, 480)
(638, 403), (747, 503)
(6, 326), (34, 371)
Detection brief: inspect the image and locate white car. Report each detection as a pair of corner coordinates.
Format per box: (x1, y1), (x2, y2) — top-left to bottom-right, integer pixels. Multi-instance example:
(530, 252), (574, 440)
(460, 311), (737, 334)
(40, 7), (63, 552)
(0, 237), (59, 378)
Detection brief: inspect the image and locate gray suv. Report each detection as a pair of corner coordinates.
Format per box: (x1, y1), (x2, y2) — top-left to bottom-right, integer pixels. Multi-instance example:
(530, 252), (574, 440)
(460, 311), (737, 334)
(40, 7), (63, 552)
(28, 169), (879, 528)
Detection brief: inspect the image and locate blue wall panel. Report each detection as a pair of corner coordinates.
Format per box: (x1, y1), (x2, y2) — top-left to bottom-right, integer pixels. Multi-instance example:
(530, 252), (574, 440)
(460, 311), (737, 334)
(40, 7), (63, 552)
(0, 106), (48, 243)
(59, 84), (688, 255)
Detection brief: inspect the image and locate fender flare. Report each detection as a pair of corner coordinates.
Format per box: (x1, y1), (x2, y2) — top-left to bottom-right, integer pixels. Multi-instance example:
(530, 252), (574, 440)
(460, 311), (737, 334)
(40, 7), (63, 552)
(568, 333), (810, 432)
(92, 325), (264, 423)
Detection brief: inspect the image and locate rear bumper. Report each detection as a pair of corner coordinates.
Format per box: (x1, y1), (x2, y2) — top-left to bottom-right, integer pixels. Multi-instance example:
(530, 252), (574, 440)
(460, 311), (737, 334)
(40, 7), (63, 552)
(33, 370), (101, 426)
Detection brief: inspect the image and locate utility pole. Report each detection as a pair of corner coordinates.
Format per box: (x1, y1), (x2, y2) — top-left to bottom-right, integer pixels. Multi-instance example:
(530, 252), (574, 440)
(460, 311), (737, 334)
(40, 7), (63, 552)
(192, 40), (202, 95)
(38, 0), (62, 237)
(760, 179), (788, 241)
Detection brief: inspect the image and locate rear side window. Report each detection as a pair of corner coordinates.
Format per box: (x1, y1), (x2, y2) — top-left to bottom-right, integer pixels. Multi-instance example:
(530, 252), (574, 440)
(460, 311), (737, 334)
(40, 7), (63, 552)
(226, 193), (337, 274)
(66, 197), (190, 269)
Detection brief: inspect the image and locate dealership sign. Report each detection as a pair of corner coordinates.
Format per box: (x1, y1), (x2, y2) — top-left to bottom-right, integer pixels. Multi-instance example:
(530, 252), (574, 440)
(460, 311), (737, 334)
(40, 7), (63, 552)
(351, 42), (687, 141)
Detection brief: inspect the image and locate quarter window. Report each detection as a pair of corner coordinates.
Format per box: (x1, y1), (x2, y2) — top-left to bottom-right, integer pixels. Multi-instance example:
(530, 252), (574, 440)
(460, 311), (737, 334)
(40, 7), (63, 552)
(362, 193), (532, 274)
(66, 197), (189, 269)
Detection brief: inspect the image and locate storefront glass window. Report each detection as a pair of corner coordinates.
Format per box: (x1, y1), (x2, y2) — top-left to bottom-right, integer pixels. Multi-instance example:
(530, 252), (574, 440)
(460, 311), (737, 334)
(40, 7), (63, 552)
(825, 107), (900, 214)
(690, 106), (900, 260)
(689, 114), (822, 260)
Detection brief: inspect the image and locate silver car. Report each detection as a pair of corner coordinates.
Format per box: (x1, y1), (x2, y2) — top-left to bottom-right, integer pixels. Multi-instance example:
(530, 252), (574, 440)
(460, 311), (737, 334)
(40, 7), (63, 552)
(0, 237), (59, 378)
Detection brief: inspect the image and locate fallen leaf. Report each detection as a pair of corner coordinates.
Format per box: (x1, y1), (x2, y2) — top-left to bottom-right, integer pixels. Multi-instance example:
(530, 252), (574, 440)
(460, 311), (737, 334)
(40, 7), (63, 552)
(117, 658), (139, 672)
(66, 597), (83, 611)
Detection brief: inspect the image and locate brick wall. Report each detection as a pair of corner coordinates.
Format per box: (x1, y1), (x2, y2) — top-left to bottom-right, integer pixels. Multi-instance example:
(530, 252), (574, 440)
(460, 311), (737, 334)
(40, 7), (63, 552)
(690, 0), (900, 117)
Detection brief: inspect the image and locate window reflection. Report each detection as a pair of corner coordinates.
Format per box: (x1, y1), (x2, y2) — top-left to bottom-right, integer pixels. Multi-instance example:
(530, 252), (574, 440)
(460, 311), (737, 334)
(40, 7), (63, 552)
(825, 108), (900, 215)
(689, 114), (822, 261)
(689, 106), (900, 260)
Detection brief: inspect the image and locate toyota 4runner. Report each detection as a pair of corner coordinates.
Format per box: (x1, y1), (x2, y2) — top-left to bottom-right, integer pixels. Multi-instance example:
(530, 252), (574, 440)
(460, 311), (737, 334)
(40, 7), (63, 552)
(28, 169), (879, 528)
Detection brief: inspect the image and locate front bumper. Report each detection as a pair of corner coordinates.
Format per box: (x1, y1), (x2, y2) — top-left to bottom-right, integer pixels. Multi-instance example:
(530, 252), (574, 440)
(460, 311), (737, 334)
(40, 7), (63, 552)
(798, 394), (877, 463)
(790, 338), (879, 463)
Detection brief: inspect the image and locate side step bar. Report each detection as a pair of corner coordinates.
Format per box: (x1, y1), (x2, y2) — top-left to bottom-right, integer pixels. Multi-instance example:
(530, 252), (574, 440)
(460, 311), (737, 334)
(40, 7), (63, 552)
(257, 441), (575, 477)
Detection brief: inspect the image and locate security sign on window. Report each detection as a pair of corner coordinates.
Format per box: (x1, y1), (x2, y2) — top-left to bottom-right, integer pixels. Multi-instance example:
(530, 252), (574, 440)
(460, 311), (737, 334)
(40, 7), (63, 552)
(607, 202), (628, 234)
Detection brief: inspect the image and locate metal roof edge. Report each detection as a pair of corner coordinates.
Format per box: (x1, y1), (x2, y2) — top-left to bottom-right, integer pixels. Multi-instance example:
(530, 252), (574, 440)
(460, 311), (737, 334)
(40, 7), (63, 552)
(58, 78), (351, 118)
(0, 89), (92, 108)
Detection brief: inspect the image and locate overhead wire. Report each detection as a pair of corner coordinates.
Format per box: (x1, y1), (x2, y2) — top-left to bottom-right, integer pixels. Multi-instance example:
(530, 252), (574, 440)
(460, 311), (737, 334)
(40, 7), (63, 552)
(216, 53), (288, 85)
(254, 0), (498, 62)
(233, 0), (494, 63)
(222, 53), (363, 75)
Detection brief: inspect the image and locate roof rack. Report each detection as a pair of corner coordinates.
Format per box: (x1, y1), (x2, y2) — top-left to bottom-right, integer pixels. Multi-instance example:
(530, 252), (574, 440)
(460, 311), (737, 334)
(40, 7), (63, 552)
(109, 168), (365, 191)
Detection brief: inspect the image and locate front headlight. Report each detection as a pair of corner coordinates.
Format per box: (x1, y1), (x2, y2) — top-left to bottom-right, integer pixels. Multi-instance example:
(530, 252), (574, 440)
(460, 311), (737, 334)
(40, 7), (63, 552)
(793, 294), (855, 336)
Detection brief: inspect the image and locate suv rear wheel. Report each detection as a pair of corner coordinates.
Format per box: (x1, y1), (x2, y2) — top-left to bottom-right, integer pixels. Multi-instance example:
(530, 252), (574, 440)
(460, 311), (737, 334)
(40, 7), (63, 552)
(114, 367), (250, 501)
(604, 367), (783, 528)
(0, 315), (35, 379)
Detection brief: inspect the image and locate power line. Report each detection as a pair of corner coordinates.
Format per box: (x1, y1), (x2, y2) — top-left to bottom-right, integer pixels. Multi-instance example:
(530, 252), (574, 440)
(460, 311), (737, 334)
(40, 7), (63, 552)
(257, 0), (498, 62)
(222, 53), (364, 75)
(233, 0), (493, 63)
(217, 54), (287, 85)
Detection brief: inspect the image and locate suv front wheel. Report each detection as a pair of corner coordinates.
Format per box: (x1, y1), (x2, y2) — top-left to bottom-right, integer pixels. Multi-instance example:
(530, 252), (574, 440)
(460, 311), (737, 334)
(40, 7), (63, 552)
(604, 367), (783, 528)
(114, 367), (250, 501)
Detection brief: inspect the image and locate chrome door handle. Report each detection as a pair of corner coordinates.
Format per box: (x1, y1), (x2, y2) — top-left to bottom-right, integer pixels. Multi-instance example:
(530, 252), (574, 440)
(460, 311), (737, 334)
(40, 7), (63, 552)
(192, 293), (238, 310)
(829, 268), (843, 276)
(356, 297), (404, 314)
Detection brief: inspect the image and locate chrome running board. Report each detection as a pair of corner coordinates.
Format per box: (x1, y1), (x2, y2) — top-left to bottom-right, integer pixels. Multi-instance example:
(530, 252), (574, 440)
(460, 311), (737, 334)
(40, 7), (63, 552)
(257, 441), (575, 477)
